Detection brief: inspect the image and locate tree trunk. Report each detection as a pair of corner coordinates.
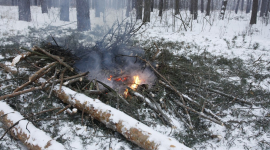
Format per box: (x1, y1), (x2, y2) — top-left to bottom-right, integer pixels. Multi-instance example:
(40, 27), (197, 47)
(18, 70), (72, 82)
(151, 0), (154, 11)
(0, 102), (66, 150)
(95, 0), (100, 17)
(126, 0), (131, 17)
(235, 0), (240, 13)
(76, 0), (91, 31)
(12, 0), (18, 6)
(194, 0), (198, 19)
(18, 0), (31, 22)
(47, 0), (52, 9)
(241, 0), (244, 11)
(60, 0), (69, 21)
(206, 0), (211, 15)
(50, 85), (192, 150)
(159, 0), (163, 16)
(219, 0), (228, 20)
(246, 0), (252, 13)
(143, 0), (151, 22)
(201, 0), (204, 12)
(164, 0), (168, 10)
(260, 0), (268, 16)
(250, 0), (258, 24)
(175, 0), (180, 14)
(136, 0), (143, 20)
(190, 0), (194, 14)
(40, 0), (48, 13)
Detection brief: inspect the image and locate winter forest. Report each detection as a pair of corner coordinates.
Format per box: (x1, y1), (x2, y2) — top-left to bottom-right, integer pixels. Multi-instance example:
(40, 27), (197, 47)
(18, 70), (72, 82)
(0, 0), (270, 150)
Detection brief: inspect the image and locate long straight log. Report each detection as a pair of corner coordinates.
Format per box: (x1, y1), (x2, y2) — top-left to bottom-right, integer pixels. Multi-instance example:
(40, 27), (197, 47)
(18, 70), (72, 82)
(52, 85), (191, 150)
(0, 101), (66, 150)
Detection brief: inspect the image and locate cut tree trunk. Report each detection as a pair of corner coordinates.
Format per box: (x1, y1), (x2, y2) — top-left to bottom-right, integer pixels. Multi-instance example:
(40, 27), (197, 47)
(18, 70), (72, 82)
(0, 101), (66, 150)
(51, 85), (192, 150)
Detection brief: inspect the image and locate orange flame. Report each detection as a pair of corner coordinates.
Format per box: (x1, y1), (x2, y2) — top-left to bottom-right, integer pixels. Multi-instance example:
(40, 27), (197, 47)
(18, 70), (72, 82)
(123, 88), (129, 98)
(107, 75), (113, 81)
(130, 75), (141, 90)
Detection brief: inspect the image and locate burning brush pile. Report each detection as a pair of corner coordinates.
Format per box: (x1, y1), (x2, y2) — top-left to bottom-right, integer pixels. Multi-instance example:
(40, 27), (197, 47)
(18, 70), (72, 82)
(1, 22), (268, 150)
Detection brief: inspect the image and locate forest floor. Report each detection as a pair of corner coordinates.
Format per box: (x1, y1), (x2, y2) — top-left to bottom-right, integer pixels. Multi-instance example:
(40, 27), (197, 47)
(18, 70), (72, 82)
(1, 6), (270, 150)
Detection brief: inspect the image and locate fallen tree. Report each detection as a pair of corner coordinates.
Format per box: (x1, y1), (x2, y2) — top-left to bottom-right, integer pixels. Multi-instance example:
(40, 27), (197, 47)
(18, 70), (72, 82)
(0, 101), (66, 150)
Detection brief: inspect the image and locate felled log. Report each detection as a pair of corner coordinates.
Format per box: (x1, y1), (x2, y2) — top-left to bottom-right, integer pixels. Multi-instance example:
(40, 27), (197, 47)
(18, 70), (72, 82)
(52, 85), (191, 150)
(0, 101), (66, 150)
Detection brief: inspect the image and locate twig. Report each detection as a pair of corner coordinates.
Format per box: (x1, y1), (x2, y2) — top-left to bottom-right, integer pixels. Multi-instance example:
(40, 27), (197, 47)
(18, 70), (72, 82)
(55, 104), (71, 115)
(13, 62), (57, 92)
(96, 80), (129, 105)
(188, 83), (253, 106)
(59, 68), (67, 92)
(33, 46), (74, 72)
(128, 88), (174, 127)
(134, 56), (193, 129)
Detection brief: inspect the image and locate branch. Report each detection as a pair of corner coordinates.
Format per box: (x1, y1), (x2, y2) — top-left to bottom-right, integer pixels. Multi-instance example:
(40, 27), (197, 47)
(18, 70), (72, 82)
(33, 46), (74, 72)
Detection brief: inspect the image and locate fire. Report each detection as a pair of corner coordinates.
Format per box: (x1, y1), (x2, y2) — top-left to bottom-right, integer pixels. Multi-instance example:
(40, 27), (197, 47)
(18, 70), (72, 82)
(123, 88), (129, 98)
(107, 75), (112, 81)
(130, 75), (141, 90)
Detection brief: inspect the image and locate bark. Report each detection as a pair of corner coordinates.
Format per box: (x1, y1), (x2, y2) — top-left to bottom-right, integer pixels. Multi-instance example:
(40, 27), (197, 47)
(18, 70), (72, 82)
(47, 0), (52, 9)
(190, 0), (194, 14)
(76, 0), (91, 31)
(235, 0), (240, 13)
(151, 0), (154, 11)
(95, 0), (100, 17)
(260, 0), (268, 16)
(18, 0), (31, 22)
(194, 0), (198, 19)
(175, 0), (180, 15)
(60, 0), (70, 21)
(219, 0), (228, 20)
(0, 102), (66, 150)
(126, 0), (131, 17)
(241, 0), (244, 11)
(206, 0), (211, 16)
(250, 0), (258, 24)
(51, 85), (192, 150)
(159, 0), (163, 16)
(246, 0), (252, 13)
(201, 0), (204, 12)
(143, 0), (151, 22)
(40, 0), (48, 13)
(136, 0), (143, 20)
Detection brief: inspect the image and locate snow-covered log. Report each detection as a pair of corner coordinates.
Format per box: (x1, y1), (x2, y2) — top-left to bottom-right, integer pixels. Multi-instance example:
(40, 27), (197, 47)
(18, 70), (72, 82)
(0, 101), (66, 150)
(52, 85), (191, 150)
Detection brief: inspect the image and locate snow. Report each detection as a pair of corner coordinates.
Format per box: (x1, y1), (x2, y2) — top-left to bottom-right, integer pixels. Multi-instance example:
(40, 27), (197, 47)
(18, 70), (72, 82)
(0, 101), (66, 150)
(0, 4), (270, 150)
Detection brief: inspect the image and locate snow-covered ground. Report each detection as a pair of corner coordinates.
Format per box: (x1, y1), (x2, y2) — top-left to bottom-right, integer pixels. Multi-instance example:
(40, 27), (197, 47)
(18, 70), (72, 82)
(0, 5), (270, 150)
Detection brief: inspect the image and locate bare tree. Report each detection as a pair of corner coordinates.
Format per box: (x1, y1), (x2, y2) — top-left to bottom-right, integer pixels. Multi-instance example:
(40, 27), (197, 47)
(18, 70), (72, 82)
(206, 0), (211, 16)
(18, 0), (31, 22)
(40, 0), (48, 13)
(201, 0), (204, 13)
(235, 0), (240, 13)
(159, 0), (163, 16)
(219, 0), (228, 20)
(76, 0), (90, 31)
(175, 0), (180, 14)
(250, 0), (258, 24)
(143, 0), (151, 22)
(60, 0), (69, 21)
(194, 0), (198, 19)
(136, 0), (143, 20)
(126, 0), (131, 17)
(260, 0), (268, 16)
